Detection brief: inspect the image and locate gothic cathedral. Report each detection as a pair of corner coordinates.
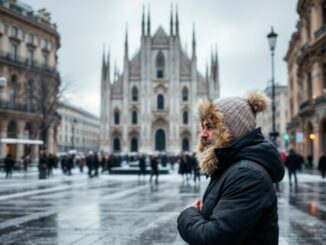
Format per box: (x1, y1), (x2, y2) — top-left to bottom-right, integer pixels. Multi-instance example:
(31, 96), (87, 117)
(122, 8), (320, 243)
(100, 7), (219, 154)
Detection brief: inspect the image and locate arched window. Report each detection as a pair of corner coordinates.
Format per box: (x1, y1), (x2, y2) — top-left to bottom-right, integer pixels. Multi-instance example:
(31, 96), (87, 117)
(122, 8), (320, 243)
(7, 121), (17, 138)
(132, 111), (138, 125)
(27, 79), (33, 112)
(156, 51), (165, 78)
(182, 87), (188, 101)
(155, 129), (166, 151)
(182, 138), (189, 151)
(9, 74), (17, 108)
(132, 86), (138, 101)
(183, 111), (188, 125)
(113, 138), (121, 152)
(114, 111), (120, 125)
(131, 138), (138, 152)
(157, 94), (164, 110)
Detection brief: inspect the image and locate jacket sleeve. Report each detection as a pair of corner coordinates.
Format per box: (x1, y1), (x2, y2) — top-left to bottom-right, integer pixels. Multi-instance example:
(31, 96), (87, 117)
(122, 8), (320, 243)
(177, 168), (270, 245)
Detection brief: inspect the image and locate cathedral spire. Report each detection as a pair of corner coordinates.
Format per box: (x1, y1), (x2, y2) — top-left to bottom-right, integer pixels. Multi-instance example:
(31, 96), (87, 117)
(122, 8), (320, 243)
(147, 4), (151, 36)
(215, 43), (219, 82)
(192, 23), (196, 59)
(206, 60), (209, 82)
(142, 5), (145, 37)
(101, 44), (106, 81)
(170, 4), (173, 36)
(124, 23), (128, 59)
(106, 45), (110, 83)
(175, 4), (179, 36)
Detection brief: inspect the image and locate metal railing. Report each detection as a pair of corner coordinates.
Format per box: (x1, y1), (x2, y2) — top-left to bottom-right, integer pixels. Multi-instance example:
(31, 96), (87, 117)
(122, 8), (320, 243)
(0, 100), (37, 113)
(0, 50), (57, 74)
(315, 24), (326, 40)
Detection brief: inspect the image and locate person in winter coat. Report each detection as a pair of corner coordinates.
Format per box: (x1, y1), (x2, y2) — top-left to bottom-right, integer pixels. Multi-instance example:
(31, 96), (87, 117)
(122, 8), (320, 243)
(149, 154), (159, 184)
(4, 154), (15, 178)
(285, 149), (301, 186)
(318, 153), (326, 179)
(177, 92), (285, 245)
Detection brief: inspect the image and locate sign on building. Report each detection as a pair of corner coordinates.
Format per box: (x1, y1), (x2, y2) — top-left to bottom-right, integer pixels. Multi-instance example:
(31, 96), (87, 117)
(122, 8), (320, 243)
(296, 132), (303, 143)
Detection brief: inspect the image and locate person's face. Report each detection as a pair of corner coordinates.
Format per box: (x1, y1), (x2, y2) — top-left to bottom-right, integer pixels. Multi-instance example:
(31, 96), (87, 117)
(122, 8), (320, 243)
(200, 119), (215, 150)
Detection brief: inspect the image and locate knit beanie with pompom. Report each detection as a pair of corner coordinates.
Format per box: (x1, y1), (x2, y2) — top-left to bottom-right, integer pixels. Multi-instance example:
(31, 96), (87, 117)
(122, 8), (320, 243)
(212, 91), (269, 141)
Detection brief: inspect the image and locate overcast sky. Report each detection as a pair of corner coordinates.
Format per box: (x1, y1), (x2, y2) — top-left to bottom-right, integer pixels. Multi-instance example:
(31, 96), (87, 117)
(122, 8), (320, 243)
(24, 0), (298, 117)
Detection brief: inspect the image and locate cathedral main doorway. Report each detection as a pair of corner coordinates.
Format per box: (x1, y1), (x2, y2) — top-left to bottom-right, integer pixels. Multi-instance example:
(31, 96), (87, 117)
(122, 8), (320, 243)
(155, 129), (165, 151)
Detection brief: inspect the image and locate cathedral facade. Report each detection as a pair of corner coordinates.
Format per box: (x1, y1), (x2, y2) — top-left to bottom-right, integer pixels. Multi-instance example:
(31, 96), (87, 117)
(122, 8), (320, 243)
(100, 8), (219, 154)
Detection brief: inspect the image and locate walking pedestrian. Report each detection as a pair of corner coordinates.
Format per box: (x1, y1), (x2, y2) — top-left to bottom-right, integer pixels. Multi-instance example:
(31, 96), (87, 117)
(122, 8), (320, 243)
(38, 149), (48, 179)
(318, 153), (326, 179)
(138, 153), (146, 179)
(285, 149), (301, 187)
(149, 154), (159, 184)
(177, 92), (284, 244)
(4, 154), (14, 178)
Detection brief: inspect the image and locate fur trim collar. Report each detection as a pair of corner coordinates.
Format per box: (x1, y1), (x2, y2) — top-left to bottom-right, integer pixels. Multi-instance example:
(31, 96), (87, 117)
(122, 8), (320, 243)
(196, 99), (232, 176)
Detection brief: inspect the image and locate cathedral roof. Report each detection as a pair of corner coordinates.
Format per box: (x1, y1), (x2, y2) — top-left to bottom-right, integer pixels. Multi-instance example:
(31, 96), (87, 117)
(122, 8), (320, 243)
(152, 26), (169, 45)
(130, 51), (141, 78)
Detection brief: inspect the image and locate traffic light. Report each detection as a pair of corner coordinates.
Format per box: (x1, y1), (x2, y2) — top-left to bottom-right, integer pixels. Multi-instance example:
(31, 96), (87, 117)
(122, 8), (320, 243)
(283, 133), (289, 141)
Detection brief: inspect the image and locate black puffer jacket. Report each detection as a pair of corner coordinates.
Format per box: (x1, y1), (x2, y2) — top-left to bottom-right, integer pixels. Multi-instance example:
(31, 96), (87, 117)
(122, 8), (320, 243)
(177, 128), (284, 245)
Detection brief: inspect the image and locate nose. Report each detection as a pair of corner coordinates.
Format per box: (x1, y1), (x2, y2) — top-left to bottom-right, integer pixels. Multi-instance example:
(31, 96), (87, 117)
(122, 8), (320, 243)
(201, 129), (208, 138)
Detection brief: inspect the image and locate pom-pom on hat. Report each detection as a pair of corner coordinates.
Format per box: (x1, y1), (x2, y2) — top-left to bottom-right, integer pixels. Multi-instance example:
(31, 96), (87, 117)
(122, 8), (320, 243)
(212, 91), (269, 140)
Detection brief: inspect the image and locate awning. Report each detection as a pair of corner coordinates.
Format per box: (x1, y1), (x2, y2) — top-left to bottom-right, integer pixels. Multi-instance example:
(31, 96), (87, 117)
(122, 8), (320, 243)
(0, 138), (44, 145)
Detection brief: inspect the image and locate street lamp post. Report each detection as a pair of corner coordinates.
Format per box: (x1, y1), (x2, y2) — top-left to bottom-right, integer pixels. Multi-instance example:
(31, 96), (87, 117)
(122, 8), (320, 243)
(267, 27), (279, 145)
(0, 76), (7, 158)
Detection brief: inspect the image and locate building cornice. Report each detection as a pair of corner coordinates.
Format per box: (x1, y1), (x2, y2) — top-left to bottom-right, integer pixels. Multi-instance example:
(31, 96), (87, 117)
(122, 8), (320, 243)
(0, 6), (60, 47)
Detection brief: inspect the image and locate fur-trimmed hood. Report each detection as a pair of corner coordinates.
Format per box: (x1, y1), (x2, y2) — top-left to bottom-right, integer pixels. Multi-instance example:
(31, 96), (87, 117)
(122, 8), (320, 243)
(196, 99), (232, 176)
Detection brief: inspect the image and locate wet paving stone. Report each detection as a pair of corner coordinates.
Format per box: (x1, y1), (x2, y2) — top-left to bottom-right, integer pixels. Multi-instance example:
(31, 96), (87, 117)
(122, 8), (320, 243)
(0, 170), (325, 244)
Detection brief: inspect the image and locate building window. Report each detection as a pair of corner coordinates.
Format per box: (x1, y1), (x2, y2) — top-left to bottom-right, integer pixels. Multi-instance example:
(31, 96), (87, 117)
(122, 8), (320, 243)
(182, 87), (188, 101)
(156, 51), (165, 78)
(9, 74), (17, 108)
(11, 43), (18, 61)
(183, 111), (188, 124)
(113, 138), (121, 152)
(182, 138), (189, 151)
(131, 138), (138, 152)
(307, 73), (312, 100)
(27, 33), (34, 43)
(323, 63), (326, 89)
(7, 121), (17, 138)
(157, 94), (164, 110)
(27, 49), (34, 66)
(43, 39), (50, 49)
(11, 26), (18, 38)
(43, 53), (49, 66)
(27, 79), (33, 112)
(114, 111), (120, 125)
(132, 111), (137, 125)
(132, 86), (138, 101)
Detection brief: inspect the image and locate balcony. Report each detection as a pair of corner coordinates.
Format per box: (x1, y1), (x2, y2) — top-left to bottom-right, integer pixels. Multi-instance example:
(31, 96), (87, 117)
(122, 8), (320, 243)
(152, 108), (169, 116)
(315, 94), (326, 106)
(0, 100), (37, 113)
(0, 50), (57, 75)
(315, 25), (326, 40)
(299, 99), (314, 116)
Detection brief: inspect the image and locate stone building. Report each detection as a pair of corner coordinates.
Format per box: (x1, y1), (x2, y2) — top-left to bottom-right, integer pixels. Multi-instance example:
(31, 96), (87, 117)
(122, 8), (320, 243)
(100, 7), (220, 154)
(57, 102), (100, 154)
(256, 84), (289, 150)
(0, 0), (60, 161)
(284, 0), (326, 166)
